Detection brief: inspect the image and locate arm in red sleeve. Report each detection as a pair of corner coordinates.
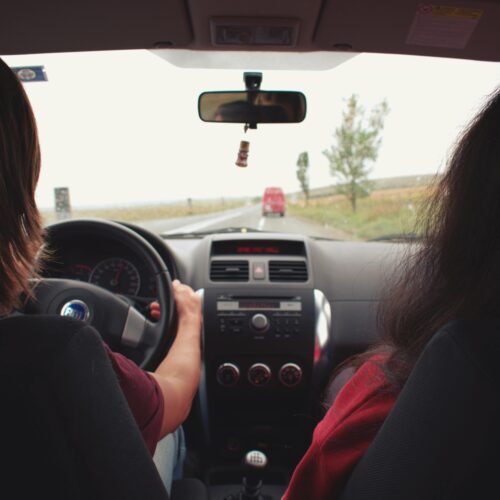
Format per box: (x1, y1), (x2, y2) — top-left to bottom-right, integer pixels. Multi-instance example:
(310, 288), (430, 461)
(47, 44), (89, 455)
(283, 358), (398, 500)
(103, 343), (164, 455)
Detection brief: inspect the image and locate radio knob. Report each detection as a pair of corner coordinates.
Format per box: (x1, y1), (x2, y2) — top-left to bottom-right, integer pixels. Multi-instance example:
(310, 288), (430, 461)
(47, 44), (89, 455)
(248, 363), (272, 386)
(279, 363), (303, 388)
(216, 363), (240, 387)
(251, 313), (269, 331)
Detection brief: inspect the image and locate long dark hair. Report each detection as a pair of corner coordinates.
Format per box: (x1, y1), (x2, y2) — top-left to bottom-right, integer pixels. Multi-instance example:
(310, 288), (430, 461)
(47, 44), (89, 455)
(0, 58), (45, 315)
(378, 87), (500, 387)
(324, 88), (500, 399)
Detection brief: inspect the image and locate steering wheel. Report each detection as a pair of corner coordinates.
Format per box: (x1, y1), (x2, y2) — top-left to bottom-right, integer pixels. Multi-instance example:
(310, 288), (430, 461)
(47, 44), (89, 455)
(25, 219), (175, 370)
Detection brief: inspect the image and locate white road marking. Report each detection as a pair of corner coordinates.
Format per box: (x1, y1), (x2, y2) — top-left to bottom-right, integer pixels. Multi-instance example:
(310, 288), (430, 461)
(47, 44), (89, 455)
(257, 217), (266, 231)
(162, 210), (244, 235)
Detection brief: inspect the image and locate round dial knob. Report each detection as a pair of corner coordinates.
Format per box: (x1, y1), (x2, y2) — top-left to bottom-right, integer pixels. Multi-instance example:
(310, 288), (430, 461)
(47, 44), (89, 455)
(251, 313), (269, 331)
(216, 363), (240, 387)
(248, 363), (272, 386)
(278, 363), (303, 388)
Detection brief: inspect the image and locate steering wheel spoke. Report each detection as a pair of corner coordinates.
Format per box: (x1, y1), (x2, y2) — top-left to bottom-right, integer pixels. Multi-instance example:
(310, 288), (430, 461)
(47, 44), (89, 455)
(121, 306), (147, 348)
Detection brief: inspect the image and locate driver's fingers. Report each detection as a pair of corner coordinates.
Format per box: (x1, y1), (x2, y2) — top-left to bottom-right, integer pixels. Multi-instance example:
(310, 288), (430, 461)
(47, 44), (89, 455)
(172, 279), (194, 297)
(149, 301), (161, 320)
(149, 282), (200, 323)
(172, 279), (201, 320)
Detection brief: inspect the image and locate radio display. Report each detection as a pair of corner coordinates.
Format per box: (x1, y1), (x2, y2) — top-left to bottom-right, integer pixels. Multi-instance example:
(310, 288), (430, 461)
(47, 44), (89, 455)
(239, 301), (280, 309)
(217, 299), (302, 312)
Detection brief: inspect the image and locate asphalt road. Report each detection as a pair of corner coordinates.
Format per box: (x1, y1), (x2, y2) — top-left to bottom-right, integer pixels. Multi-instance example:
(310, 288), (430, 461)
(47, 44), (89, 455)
(138, 204), (349, 239)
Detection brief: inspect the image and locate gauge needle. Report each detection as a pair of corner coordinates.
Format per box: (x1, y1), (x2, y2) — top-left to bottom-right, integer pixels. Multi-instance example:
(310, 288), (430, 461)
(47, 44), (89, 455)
(111, 263), (123, 287)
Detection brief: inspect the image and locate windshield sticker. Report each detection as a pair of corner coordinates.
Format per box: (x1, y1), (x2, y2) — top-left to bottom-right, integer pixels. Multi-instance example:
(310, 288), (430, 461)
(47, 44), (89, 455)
(10, 65), (48, 82)
(406, 4), (483, 49)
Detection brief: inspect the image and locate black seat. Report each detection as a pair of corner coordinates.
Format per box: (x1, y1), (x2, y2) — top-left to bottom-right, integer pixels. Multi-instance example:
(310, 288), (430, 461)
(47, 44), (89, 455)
(339, 318), (500, 500)
(0, 314), (206, 500)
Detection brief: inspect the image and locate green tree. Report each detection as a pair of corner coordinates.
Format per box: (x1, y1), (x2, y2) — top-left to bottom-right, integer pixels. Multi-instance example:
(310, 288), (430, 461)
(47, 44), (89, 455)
(296, 151), (310, 205)
(323, 95), (389, 212)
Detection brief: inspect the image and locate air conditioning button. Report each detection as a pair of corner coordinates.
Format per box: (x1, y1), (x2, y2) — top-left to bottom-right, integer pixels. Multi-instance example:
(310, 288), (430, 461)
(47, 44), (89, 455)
(248, 363), (272, 386)
(279, 363), (302, 387)
(216, 363), (240, 387)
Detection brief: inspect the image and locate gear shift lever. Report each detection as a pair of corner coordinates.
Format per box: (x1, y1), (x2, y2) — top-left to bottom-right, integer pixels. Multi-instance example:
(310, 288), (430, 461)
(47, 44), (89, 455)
(240, 450), (268, 500)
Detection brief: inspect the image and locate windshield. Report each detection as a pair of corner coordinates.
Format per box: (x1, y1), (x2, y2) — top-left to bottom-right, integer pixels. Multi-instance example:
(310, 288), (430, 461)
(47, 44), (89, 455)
(3, 50), (500, 240)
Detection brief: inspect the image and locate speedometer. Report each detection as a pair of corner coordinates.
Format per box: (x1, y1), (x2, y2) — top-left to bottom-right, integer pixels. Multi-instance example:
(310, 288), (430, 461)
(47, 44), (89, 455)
(89, 258), (141, 296)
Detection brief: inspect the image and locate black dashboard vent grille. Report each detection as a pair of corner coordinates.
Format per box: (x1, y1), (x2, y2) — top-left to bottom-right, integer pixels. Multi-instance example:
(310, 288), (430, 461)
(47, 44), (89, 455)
(210, 260), (249, 281)
(269, 260), (308, 282)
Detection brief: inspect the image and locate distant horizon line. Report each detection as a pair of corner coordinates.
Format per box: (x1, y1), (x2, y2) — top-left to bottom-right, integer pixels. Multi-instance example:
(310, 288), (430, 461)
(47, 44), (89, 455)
(38, 172), (437, 211)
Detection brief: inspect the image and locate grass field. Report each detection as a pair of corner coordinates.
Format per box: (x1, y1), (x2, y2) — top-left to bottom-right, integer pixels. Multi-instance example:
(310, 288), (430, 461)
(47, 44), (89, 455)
(41, 198), (246, 226)
(289, 185), (432, 240)
(298, 174), (438, 202)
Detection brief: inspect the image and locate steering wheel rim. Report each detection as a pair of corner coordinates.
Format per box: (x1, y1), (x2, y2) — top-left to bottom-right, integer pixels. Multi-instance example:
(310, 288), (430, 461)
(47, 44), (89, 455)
(28, 218), (176, 370)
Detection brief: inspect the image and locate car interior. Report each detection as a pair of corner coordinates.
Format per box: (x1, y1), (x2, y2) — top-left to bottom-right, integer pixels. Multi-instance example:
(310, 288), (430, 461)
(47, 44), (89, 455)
(2, 1), (500, 499)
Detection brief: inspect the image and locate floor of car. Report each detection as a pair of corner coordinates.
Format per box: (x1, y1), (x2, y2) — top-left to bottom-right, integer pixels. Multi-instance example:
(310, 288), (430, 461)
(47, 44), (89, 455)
(208, 484), (287, 500)
(183, 450), (289, 500)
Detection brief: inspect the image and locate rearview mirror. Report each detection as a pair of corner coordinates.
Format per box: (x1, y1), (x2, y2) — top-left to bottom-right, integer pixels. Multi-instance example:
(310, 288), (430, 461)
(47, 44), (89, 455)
(198, 91), (306, 124)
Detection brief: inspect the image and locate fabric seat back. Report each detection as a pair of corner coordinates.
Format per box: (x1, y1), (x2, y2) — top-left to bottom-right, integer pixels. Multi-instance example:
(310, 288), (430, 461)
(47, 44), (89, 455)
(339, 318), (500, 500)
(0, 314), (169, 500)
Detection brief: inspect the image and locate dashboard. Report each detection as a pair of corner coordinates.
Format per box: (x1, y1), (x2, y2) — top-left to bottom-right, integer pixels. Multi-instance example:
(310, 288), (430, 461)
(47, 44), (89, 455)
(42, 219), (407, 470)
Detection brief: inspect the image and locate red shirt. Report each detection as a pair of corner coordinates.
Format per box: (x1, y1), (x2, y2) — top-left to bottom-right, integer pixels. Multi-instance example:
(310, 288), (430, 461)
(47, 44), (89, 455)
(283, 356), (398, 500)
(103, 344), (164, 455)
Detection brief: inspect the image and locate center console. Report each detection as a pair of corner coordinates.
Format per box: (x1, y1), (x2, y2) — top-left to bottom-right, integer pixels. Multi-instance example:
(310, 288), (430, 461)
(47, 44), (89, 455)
(196, 237), (332, 483)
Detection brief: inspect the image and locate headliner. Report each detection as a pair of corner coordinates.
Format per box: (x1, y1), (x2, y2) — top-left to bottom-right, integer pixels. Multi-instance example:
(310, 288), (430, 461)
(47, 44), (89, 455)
(1, 0), (499, 68)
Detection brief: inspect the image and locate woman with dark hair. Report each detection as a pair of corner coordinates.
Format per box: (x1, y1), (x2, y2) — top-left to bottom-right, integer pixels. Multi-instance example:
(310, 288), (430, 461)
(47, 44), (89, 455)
(283, 88), (500, 499)
(0, 59), (45, 313)
(0, 58), (202, 493)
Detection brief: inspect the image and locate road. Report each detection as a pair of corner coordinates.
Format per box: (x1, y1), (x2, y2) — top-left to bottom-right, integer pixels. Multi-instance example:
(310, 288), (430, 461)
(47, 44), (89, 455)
(138, 204), (349, 239)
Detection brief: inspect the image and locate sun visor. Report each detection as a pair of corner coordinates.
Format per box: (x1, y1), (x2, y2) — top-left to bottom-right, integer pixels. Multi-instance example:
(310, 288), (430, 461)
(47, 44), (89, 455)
(0, 0), (193, 55)
(315, 0), (500, 63)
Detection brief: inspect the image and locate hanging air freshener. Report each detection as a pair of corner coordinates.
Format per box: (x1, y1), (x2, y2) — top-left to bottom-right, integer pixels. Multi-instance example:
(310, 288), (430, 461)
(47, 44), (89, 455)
(236, 140), (250, 168)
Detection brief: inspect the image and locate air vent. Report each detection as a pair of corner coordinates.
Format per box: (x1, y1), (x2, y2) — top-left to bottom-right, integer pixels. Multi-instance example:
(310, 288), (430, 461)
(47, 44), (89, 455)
(210, 260), (249, 282)
(269, 260), (308, 282)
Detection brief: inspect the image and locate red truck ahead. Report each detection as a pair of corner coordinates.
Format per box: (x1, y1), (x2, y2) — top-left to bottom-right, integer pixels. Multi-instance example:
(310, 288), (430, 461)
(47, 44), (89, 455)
(262, 187), (285, 217)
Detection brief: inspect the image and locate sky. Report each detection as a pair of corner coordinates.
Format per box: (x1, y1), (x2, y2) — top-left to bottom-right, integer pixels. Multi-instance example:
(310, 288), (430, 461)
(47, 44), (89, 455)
(2, 49), (500, 209)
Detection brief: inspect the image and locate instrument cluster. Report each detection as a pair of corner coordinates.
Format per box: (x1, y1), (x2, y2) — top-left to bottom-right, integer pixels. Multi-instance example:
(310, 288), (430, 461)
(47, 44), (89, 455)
(44, 238), (158, 302)
(66, 257), (156, 298)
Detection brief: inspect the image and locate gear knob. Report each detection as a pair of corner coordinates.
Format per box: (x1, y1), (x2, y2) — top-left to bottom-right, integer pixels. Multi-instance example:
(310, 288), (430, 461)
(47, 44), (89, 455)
(241, 450), (268, 499)
(244, 450), (268, 470)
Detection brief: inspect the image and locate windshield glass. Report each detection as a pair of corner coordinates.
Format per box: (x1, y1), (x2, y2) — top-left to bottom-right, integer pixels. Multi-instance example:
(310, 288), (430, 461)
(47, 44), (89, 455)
(3, 50), (500, 240)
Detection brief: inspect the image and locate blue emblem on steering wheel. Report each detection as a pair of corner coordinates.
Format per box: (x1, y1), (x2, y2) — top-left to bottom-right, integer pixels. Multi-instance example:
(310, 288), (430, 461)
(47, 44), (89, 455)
(60, 300), (91, 322)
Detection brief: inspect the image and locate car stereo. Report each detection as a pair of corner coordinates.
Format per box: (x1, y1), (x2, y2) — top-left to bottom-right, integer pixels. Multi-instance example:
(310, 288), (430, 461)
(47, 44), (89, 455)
(216, 294), (303, 340)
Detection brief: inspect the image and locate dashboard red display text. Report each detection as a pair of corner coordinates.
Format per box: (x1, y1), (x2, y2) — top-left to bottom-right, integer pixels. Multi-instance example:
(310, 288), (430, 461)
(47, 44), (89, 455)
(236, 246), (281, 254)
(211, 239), (306, 256)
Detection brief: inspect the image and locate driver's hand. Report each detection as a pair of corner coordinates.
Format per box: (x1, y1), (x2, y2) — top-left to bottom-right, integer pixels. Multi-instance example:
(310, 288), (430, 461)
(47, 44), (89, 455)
(172, 279), (202, 331)
(148, 280), (201, 326)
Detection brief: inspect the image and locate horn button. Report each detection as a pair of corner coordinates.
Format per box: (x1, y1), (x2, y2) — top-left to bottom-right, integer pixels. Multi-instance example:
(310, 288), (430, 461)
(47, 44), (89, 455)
(28, 279), (130, 348)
